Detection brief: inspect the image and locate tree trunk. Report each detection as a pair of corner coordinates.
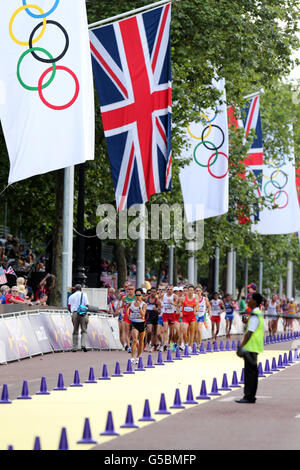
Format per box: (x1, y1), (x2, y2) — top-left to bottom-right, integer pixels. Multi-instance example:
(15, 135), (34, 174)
(49, 170), (64, 306)
(115, 243), (127, 288)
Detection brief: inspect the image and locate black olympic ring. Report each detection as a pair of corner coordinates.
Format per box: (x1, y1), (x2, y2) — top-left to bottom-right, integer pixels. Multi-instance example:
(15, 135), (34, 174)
(29, 20), (69, 64)
(270, 169), (288, 190)
(201, 125), (225, 151)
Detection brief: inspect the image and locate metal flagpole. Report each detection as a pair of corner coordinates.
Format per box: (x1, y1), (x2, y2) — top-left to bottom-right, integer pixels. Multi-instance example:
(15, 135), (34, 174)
(287, 260), (293, 299)
(232, 249), (236, 299)
(226, 248), (233, 295)
(168, 245), (174, 285)
(136, 204), (146, 288)
(88, 0), (176, 29)
(214, 245), (220, 292)
(259, 258), (263, 293)
(244, 259), (248, 296)
(194, 258), (198, 285)
(61, 166), (75, 307)
(187, 253), (194, 285)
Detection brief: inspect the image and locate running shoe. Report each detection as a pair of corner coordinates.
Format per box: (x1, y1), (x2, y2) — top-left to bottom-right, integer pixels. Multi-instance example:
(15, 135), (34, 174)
(172, 343), (177, 351)
(127, 347), (132, 353)
(163, 345), (168, 352)
(188, 346), (193, 354)
(130, 358), (136, 365)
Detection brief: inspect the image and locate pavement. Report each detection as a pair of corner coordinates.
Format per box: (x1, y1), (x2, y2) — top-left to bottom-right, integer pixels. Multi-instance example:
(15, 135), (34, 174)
(0, 335), (299, 451)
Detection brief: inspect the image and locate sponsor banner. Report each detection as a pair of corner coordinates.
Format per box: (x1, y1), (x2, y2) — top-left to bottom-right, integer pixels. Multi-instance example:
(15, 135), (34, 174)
(39, 312), (72, 351)
(28, 314), (53, 354)
(87, 316), (110, 349)
(0, 315), (41, 362)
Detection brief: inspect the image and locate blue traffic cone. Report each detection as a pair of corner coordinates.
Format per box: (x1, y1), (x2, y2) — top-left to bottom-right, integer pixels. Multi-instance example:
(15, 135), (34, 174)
(196, 380), (211, 400)
(85, 367), (97, 383)
(100, 411), (119, 436)
(155, 351), (165, 365)
(191, 343), (199, 355)
(7, 445), (13, 450)
(199, 343), (206, 354)
(77, 418), (98, 444)
(206, 341), (212, 353)
(136, 357), (146, 371)
(155, 393), (171, 414)
(36, 377), (50, 395)
(0, 384), (11, 404)
(164, 349), (174, 363)
(33, 437), (41, 450)
(58, 428), (69, 450)
(182, 345), (191, 358)
(219, 340), (224, 351)
(220, 373), (232, 391)
(294, 349), (300, 361)
(288, 350), (294, 364)
(271, 357), (280, 372)
(225, 339), (230, 351)
(280, 334), (283, 342)
(239, 368), (245, 385)
(170, 388), (185, 409)
(258, 362), (266, 377)
(283, 333), (287, 341)
(17, 380), (32, 399)
(123, 359), (135, 374)
(283, 353), (290, 366)
(231, 340), (236, 351)
(139, 399), (156, 422)
(184, 384), (198, 404)
(264, 359), (273, 374)
(237, 340), (241, 349)
(145, 354), (155, 368)
(112, 362), (123, 377)
(54, 373), (67, 391)
(70, 370), (83, 387)
(266, 336), (270, 345)
(209, 378), (221, 396)
(230, 371), (241, 388)
(173, 347), (182, 360)
(277, 334), (280, 343)
(99, 364), (111, 380)
(213, 341), (219, 352)
(120, 405), (139, 429)
(277, 355), (285, 369)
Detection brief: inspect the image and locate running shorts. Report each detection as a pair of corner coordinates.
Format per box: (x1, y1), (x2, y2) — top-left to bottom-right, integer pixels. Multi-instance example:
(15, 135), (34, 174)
(123, 312), (131, 324)
(131, 321), (146, 333)
(182, 313), (196, 324)
(146, 311), (159, 326)
(197, 315), (205, 323)
(211, 315), (221, 323)
(162, 313), (178, 324)
(225, 314), (234, 321)
(158, 315), (164, 326)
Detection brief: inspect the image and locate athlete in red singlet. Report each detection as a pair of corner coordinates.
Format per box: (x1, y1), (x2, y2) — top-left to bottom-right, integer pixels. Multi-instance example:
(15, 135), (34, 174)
(180, 285), (198, 353)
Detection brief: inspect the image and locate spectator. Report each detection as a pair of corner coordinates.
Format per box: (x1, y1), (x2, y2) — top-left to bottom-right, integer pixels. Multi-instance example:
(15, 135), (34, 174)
(37, 293), (48, 306)
(6, 286), (29, 305)
(24, 276), (34, 302)
(0, 285), (10, 304)
(36, 273), (55, 299)
(16, 277), (27, 299)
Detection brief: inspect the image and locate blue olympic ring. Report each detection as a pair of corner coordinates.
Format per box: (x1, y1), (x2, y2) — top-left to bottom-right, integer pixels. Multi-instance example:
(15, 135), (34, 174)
(22, 0), (60, 18)
(206, 106), (218, 124)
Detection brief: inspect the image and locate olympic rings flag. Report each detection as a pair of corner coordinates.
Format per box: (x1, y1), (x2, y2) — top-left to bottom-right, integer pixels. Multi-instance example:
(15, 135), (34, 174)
(252, 130), (300, 235)
(0, 0), (94, 184)
(179, 78), (229, 222)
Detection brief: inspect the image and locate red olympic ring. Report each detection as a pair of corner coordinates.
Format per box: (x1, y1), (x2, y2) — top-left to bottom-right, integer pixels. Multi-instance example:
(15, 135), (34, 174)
(273, 190), (289, 209)
(207, 152), (229, 179)
(38, 66), (79, 111)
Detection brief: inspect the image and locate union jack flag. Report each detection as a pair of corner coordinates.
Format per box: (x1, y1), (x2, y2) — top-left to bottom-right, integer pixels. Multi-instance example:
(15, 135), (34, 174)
(90, 4), (172, 211)
(6, 266), (16, 276)
(228, 96), (264, 221)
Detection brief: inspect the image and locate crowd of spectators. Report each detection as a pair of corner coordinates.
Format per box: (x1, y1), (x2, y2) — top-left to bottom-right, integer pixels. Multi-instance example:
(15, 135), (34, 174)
(0, 234), (45, 273)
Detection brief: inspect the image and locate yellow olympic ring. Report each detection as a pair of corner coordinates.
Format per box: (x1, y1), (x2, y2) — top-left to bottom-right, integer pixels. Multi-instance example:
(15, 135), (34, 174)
(9, 5), (46, 46)
(263, 166), (279, 180)
(187, 113), (212, 140)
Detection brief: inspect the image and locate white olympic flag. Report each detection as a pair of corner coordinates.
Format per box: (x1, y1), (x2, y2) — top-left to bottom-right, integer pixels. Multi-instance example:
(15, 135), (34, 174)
(253, 141), (300, 234)
(0, 0), (94, 184)
(179, 78), (229, 222)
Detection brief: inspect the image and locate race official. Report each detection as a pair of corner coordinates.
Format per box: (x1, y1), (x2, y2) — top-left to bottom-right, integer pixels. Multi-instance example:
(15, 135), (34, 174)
(68, 284), (89, 352)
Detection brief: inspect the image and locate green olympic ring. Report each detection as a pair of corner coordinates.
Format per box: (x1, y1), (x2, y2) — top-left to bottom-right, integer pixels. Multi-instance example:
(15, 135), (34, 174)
(264, 180), (281, 200)
(193, 140), (218, 168)
(17, 48), (56, 91)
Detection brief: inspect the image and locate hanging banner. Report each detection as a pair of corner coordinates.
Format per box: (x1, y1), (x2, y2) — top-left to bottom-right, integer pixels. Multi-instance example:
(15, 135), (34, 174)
(0, 0), (94, 184)
(253, 140), (300, 234)
(179, 78), (229, 222)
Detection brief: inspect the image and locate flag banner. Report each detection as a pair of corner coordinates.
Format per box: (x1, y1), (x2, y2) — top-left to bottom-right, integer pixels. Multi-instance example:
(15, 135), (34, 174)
(252, 139), (300, 235)
(228, 96), (264, 223)
(0, 0), (94, 184)
(90, 3), (172, 211)
(179, 78), (229, 222)
(5, 266), (16, 276)
(0, 267), (8, 285)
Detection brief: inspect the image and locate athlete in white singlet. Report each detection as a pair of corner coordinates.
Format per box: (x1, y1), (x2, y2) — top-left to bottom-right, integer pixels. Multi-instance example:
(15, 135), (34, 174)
(210, 292), (225, 341)
(266, 295), (280, 336)
(161, 285), (178, 351)
(195, 286), (211, 348)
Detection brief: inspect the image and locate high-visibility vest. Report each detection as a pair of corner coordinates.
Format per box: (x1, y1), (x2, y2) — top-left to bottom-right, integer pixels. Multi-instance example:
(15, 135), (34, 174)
(244, 308), (264, 354)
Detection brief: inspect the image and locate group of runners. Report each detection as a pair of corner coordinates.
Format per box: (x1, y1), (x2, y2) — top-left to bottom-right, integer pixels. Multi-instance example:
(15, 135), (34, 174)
(111, 282), (236, 364)
(109, 282), (299, 364)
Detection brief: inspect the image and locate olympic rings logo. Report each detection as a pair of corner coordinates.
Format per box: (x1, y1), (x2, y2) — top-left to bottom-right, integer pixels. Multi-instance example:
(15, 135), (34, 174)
(9, 1), (79, 111)
(187, 108), (229, 179)
(263, 162), (289, 210)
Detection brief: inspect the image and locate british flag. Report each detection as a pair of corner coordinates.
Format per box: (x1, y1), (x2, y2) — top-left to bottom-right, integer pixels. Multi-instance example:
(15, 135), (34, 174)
(228, 96), (264, 221)
(90, 4), (172, 211)
(0, 267), (7, 285)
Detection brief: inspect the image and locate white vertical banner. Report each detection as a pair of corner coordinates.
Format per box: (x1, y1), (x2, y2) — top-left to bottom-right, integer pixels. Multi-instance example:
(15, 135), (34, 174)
(179, 78), (229, 222)
(0, 0), (94, 184)
(253, 139), (300, 234)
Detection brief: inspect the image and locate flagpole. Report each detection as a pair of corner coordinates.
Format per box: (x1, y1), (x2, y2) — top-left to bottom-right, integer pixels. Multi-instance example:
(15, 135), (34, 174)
(88, 0), (175, 30)
(136, 204), (146, 289)
(61, 166), (74, 307)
